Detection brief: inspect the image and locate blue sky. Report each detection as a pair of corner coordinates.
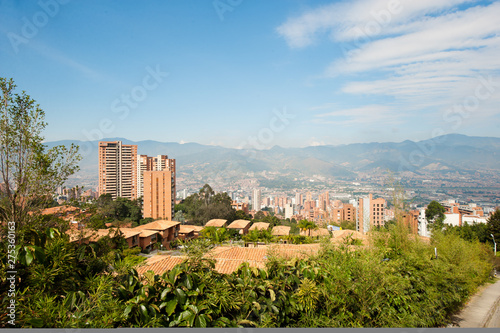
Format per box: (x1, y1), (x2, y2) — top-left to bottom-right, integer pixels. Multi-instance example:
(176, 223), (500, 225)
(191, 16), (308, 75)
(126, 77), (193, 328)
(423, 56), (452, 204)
(1, 0), (499, 148)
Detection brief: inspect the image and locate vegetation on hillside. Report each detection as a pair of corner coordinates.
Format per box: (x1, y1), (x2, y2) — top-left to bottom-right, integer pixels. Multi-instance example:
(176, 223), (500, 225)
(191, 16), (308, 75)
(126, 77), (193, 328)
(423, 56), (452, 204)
(2, 221), (495, 328)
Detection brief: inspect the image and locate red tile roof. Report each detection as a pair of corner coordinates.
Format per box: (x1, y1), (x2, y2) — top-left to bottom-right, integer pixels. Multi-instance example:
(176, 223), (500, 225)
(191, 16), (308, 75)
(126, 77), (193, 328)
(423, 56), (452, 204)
(227, 219), (251, 229)
(135, 243), (322, 276)
(249, 222), (270, 231)
(134, 220), (180, 231)
(271, 226), (291, 236)
(205, 219), (227, 227)
(178, 225), (196, 234)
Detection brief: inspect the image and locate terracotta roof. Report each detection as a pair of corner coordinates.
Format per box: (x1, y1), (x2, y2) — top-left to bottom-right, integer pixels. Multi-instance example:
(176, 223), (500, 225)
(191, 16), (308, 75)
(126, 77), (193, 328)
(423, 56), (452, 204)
(41, 205), (80, 215)
(65, 229), (94, 242)
(212, 247), (268, 261)
(227, 219), (251, 229)
(300, 228), (330, 237)
(271, 226), (291, 236)
(249, 222), (270, 231)
(136, 243), (322, 276)
(179, 225), (196, 234)
(120, 228), (159, 238)
(205, 219), (227, 227)
(111, 228), (142, 239)
(214, 259), (266, 274)
(134, 220), (180, 231)
(187, 225), (204, 232)
(136, 256), (185, 276)
(331, 230), (365, 239)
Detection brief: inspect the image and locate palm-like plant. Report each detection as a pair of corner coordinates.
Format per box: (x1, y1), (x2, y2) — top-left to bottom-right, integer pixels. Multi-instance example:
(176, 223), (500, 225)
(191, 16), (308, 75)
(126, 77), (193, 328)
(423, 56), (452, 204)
(297, 220), (318, 237)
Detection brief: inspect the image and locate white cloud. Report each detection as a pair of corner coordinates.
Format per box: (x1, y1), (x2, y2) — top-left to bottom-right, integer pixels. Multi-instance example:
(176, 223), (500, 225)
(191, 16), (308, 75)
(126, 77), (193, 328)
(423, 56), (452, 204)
(278, 0), (500, 128)
(313, 104), (402, 125)
(276, 0), (474, 48)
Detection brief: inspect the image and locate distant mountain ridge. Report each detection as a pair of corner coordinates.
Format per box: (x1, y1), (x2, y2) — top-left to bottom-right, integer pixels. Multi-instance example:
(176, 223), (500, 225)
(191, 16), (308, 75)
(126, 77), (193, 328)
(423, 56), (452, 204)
(44, 134), (500, 186)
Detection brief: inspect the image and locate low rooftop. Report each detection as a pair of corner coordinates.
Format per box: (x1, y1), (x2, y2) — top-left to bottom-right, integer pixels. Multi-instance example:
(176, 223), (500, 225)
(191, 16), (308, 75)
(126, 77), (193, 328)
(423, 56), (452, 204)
(249, 222), (270, 231)
(205, 219), (227, 227)
(227, 219), (251, 229)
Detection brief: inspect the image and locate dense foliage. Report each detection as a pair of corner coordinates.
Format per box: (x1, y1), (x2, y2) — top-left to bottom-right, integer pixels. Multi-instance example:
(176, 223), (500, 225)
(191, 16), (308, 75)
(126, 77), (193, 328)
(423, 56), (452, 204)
(175, 184), (235, 225)
(80, 194), (145, 229)
(2, 221), (495, 328)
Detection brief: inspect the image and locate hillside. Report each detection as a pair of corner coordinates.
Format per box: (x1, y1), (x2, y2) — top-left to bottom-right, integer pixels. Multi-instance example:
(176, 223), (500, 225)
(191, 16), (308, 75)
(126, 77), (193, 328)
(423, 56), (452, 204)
(44, 134), (500, 188)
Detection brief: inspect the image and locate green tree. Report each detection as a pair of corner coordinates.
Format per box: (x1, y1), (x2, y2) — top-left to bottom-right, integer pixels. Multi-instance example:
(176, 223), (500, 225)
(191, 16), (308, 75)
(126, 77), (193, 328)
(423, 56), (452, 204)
(297, 219), (318, 236)
(0, 78), (81, 232)
(426, 200), (446, 230)
(426, 200), (445, 222)
(488, 209), (500, 245)
(180, 185), (235, 225)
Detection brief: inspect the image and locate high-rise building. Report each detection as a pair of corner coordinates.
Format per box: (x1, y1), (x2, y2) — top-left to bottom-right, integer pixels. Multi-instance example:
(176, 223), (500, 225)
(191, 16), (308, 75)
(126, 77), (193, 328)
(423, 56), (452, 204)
(137, 154), (172, 198)
(252, 189), (262, 211)
(142, 169), (176, 220)
(357, 194), (386, 233)
(295, 192), (303, 208)
(285, 203), (294, 219)
(318, 191), (330, 210)
(98, 141), (137, 199)
(142, 155), (176, 220)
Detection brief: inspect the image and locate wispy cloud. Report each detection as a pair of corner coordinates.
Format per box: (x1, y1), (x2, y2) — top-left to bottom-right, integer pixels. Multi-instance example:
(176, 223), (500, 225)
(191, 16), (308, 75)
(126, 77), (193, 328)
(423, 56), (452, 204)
(278, 0), (500, 128)
(313, 104), (401, 125)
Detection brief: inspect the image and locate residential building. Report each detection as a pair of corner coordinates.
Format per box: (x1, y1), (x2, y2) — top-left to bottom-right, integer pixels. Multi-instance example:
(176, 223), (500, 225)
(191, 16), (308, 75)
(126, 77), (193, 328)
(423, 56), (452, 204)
(232, 201), (249, 214)
(142, 169), (176, 220)
(357, 194), (386, 233)
(249, 222), (270, 231)
(271, 225), (291, 237)
(227, 219), (251, 235)
(252, 189), (262, 211)
(417, 208), (431, 237)
(318, 191), (330, 211)
(98, 141), (137, 199)
(284, 203), (294, 219)
(133, 220), (180, 249)
(137, 154), (174, 198)
(205, 219), (228, 228)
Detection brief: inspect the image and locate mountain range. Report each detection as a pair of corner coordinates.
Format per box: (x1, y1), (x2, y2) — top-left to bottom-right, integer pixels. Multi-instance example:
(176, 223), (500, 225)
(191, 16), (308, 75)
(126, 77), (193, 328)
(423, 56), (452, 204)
(45, 134), (500, 187)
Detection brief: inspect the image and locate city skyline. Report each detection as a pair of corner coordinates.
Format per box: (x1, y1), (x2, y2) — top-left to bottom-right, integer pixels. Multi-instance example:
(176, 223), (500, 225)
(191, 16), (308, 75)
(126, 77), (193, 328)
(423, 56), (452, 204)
(1, 0), (499, 149)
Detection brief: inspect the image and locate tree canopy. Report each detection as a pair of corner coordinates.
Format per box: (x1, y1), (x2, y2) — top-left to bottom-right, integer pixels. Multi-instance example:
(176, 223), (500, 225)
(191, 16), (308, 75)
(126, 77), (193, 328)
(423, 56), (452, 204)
(488, 209), (500, 244)
(176, 184), (235, 225)
(0, 78), (81, 235)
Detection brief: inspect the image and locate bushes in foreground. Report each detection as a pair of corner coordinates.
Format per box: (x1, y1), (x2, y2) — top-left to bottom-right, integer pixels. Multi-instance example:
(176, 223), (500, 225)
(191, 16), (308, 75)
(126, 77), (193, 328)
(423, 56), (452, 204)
(4, 223), (495, 328)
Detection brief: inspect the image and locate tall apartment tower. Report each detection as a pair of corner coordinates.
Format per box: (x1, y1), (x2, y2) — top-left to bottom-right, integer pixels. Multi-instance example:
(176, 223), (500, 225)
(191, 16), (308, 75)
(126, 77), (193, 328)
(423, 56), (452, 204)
(137, 154), (171, 198)
(98, 141), (138, 199)
(318, 191), (330, 210)
(252, 189), (262, 211)
(142, 156), (176, 220)
(295, 192), (302, 209)
(356, 194), (386, 233)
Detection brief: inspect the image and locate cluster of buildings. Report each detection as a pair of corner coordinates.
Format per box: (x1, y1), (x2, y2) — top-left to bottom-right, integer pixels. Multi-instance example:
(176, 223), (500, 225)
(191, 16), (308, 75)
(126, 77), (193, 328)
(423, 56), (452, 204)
(98, 141), (176, 220)
(243, 189), (495, 238)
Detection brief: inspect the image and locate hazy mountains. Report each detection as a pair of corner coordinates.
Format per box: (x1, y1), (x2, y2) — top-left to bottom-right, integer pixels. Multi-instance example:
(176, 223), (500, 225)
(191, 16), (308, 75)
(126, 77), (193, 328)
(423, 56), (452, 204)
(45, 134), (500, 187)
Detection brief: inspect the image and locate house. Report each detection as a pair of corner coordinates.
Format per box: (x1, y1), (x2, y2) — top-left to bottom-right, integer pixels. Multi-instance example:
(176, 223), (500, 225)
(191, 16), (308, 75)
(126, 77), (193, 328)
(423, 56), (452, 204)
(187, 225), (204, 237)
(120, 227), (160, 251)
(178, 225), (197, 241)
(96, 228), (142, 248)
(271, 226), (291, 236)
(205, 219), (227, 228)
(249, 222), (270, 231)
(65, 228), (94, 244)
(65, 227), (143, 248)
(227, 219), (251, 235)
(133, 220), (181, 249)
